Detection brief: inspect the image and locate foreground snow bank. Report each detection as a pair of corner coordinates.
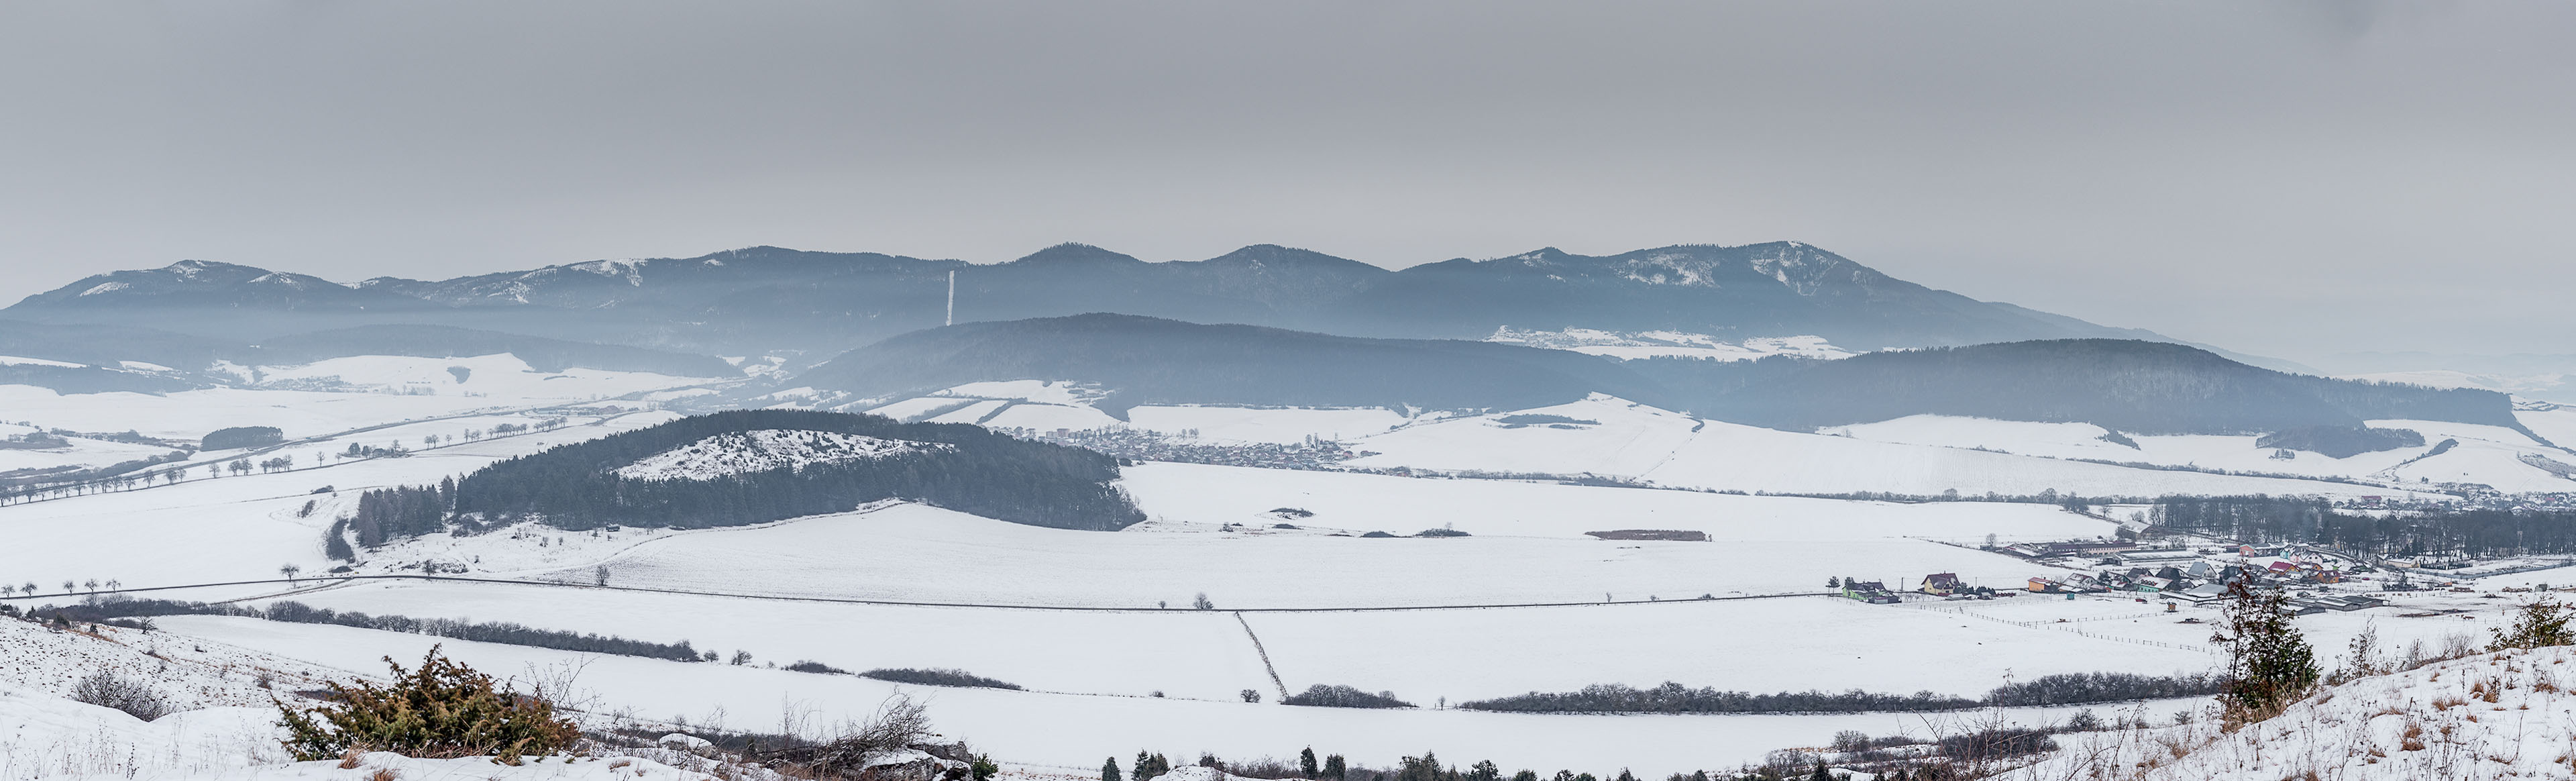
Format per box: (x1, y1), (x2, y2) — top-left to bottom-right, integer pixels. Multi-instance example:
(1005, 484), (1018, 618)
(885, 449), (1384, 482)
(0, 685), (285, 780)
(2006, 645), (2576, 780)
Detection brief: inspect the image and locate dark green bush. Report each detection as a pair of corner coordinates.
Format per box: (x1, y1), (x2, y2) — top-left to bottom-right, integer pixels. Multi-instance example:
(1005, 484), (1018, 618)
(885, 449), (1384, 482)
(277, 647), (580, 763)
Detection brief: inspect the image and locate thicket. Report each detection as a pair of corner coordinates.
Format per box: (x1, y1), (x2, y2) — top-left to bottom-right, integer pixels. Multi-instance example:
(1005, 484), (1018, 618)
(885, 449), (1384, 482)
(1281, 684), (1413, 709)
(201, 425), (285, 450)
(278, 647), (581, 763)
(858, 668), (1023, 690)
(1462, 672), (2220, 714)
(71, 670), (170, 721)
(48, 597), (704, 661)
(340, 411), (1140, 548)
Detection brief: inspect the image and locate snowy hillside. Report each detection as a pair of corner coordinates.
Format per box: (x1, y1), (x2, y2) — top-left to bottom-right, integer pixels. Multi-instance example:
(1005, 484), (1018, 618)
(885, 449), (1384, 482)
(615, 429), (948, 480)
(1485, 328), (1855, 362)
(1823, 413), (2576, 493)
(1344, 395), (2451, 500)
(2005, 645), (2576, 781)
(853, 380), (1415, 444)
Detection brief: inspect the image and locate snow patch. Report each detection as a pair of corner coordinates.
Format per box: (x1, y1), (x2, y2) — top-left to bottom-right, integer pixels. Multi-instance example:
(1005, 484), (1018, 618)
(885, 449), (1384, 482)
(1487, 327), (1854, 362)
(615, 429), (947, 480)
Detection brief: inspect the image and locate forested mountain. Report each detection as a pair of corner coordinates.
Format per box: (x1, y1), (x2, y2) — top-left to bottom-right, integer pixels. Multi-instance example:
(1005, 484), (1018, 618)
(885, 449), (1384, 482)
(794, 313), (1666, 417)
(1629, 340), (2522, 435)
(4, 242), (2212, 359)
(803, 317), (2519, 438)
(342, 410), (1138, 549)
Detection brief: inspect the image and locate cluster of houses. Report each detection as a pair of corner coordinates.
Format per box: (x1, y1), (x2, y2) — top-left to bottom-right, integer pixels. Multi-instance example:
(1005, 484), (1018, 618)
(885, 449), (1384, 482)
(2019, 552), (2391, 613)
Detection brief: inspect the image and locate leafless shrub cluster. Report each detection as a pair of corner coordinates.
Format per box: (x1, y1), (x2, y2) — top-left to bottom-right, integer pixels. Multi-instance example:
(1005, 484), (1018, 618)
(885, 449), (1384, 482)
(70, 670), (168, 721)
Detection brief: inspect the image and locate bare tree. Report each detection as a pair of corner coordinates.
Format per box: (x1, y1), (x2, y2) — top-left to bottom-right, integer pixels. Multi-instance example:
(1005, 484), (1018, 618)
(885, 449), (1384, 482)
(280, 564), (301, 581)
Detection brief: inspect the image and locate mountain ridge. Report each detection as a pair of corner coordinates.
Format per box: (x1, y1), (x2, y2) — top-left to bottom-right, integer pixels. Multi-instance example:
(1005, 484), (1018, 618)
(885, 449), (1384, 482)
(3, 241), (2222, 360)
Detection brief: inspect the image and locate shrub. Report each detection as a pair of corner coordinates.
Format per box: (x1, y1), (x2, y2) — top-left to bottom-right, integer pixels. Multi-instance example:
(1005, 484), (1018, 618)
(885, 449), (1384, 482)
(72, 671), (168, 721)
(785, 660), (850, 674)
(2491, 598), (2575, 651)
(757, 694), (934, 777)
(1281, 684), (1413, 709)
(857, 668), (1023, 690)
(277, 646), (580, 763)
(1414, 528), (1470, 538)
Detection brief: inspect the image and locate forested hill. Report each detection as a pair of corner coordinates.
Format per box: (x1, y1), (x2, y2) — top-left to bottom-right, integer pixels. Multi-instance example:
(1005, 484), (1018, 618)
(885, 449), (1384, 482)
(1629, 339), (2523, 435)
(343, 411), (1138, 549)
(796, 313), (1668, 417)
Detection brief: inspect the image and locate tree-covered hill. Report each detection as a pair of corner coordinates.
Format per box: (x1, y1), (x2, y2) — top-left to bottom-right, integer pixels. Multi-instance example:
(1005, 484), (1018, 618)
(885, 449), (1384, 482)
(1629, 340), (2522, 435)
(344, 410), (1139, 550)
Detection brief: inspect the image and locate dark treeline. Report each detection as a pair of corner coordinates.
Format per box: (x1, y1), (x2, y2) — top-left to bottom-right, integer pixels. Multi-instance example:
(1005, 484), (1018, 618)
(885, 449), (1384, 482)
(1281, 684), (1415, 709)
(342, 410), (1140, 548)
(46, 597), (704, 662)
(2155, 496), (2576, 556)
(1461, 672), (2218, 714)
(349, 480), (452, 548)
(857, 668), (1024, 690)
(1984, 672), (2220, 707)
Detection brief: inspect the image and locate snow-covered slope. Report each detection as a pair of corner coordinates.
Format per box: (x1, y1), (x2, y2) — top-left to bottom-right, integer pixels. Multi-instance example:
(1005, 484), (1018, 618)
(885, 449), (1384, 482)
(1346, 396), (2449, 500)
(2006, 645), (2576, 781)
(1822, 414), (2576, 493)
(1487, 327), (1854, 362)
(854, 381), (1414, 444)
(616, 429), (946, 480)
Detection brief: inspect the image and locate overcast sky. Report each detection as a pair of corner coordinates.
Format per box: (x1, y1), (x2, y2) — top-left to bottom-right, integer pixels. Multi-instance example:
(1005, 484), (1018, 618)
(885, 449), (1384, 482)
(1, 1), (2568, 362)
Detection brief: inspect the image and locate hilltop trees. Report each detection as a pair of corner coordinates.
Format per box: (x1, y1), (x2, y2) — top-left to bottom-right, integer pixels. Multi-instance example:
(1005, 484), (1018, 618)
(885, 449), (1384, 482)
(338, 411), (1142, 550)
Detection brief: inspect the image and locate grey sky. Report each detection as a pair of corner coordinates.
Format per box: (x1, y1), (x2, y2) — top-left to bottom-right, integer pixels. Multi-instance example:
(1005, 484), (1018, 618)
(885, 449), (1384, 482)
(1, 1), (2569, 362)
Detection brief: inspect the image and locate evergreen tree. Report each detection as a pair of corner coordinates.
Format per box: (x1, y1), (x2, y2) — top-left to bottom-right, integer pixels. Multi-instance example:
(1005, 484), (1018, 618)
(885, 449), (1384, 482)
(1104, 758), (1123, 781)
(1300, 748), (1320, 780)
(1324, 754), (1347, 781)
(2210, 582), (2318, 715)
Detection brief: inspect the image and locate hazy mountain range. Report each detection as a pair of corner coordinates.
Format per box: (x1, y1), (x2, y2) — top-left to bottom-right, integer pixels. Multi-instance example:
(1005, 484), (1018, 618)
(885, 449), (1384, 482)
(5, 242), (2229, 362)
(7, 240), (2521, 439)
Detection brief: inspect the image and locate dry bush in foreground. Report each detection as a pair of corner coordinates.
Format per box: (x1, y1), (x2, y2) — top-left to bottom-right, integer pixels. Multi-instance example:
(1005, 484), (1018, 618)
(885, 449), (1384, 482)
(277, 645), (580, 764)
(71, 670), (170, 721)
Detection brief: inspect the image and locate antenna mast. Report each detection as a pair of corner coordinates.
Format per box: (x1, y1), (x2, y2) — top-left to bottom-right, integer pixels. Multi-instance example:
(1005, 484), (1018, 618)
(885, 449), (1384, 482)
(945, 269), (955, 326)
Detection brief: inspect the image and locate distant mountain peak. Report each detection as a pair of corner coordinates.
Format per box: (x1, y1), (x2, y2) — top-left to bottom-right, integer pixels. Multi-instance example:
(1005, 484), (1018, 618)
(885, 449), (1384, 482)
(1008, 243), (1144, 266)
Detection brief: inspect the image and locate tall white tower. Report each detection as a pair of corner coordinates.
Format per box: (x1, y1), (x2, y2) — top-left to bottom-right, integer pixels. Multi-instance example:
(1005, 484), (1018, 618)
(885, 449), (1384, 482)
(945, 270), (956, 326)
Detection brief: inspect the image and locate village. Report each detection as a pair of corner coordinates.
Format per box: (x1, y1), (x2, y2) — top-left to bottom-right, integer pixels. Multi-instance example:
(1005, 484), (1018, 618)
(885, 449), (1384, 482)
(1830, 531), (2572, 623)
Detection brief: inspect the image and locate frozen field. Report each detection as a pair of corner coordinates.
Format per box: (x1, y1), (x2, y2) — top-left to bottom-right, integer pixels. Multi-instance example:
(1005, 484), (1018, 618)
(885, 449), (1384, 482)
(1346, 396), (2455, 500)
(0, 411), (680, 590)
(519, 489), (2098, 608)
(141, 609), (2193, 774)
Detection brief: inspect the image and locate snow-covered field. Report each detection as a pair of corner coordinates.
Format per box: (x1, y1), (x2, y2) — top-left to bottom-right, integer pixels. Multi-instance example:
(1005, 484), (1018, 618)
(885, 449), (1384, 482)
(138, 613), (2184, 776)
(0, 411), (680, 590)
(219, 353), (725, 400)
(9, 368), (2575, 777)
(1347, 396), (2453, 500)
(1825, 413), (2576, 493)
